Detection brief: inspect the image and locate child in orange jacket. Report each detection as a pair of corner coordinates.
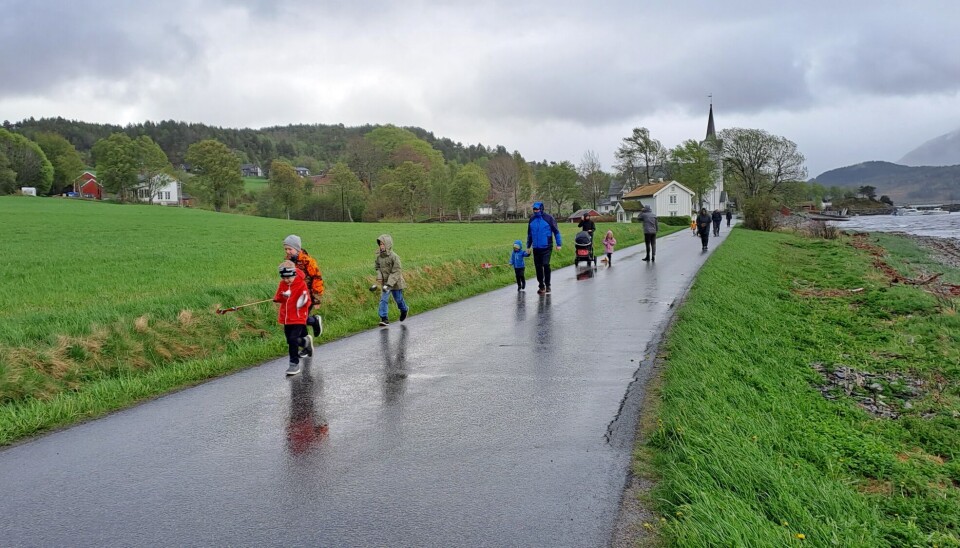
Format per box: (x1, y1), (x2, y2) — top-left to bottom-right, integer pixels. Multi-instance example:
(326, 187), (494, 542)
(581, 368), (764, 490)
(274, 260), (312, 376)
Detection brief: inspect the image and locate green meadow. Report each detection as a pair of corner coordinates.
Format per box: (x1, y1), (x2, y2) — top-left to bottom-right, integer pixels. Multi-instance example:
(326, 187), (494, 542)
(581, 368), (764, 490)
(636, 229), (959, 546)
(0, 196), (668, 444)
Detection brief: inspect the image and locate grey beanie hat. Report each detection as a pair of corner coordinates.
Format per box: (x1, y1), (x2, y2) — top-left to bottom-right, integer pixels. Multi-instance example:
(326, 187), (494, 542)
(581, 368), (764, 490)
(283, 234), (302, 252)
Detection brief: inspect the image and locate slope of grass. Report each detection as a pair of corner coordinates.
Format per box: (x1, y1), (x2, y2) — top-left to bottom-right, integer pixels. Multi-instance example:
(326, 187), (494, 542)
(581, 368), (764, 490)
(639, 229), (959, 546)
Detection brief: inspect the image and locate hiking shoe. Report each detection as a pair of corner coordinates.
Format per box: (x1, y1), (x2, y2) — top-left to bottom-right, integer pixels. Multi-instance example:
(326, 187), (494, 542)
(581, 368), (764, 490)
(286, 361), (302, 376)
(537, 287), (546, 295)
(312, 315), (323, 338)
(399, 309), (408, 322)
(379, 317), (389, 327)
(304, 334), (313, 357)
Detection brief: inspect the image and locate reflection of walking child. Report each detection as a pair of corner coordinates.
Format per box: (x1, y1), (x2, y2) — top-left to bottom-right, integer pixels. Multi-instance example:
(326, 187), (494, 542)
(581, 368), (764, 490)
(510, 240), (531, 291)
(602, 230), (617, 265)
(376, 234), (409, 326)
(274, 261), (312, 376)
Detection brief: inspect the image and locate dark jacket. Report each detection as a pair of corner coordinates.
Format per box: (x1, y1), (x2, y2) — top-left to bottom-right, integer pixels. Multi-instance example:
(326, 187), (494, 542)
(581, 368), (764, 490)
(577, 218), (596, 234)
(712, 211), (723, 223)
(639, 208), (658, 234)
(696, 213), (712, 235)
(527, 211), (562, 249)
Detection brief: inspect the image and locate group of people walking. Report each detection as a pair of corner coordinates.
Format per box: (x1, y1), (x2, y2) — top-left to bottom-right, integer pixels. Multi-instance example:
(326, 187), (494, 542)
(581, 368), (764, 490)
(694, 208), (732, 250)
(272, 203), (734, 376)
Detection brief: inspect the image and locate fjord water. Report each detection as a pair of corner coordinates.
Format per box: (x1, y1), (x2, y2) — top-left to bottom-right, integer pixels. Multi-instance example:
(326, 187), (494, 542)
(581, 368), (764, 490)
(833, 212), (960, 239)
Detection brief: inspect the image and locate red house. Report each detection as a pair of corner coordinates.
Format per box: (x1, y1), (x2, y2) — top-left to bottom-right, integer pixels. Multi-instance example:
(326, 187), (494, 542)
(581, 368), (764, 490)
(74, 172), (102, 200)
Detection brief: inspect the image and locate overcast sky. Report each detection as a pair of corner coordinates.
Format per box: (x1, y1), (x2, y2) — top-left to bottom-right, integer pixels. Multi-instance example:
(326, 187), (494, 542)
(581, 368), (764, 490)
(3, 0), (959, 176)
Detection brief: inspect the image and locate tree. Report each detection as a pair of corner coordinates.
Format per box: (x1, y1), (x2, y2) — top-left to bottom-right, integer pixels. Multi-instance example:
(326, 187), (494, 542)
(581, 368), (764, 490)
(669, 139), (716, 208)
(614, 127), (666, 189)
(34, 132), (85, 195)
(92, 133), (137, 201)
(185, 139), (242, 212)
(858, 185), (877, 200)
(879, 195), (893, 206)
(449, 163), (490, 222)
(537, 161), (579, 215)
(0, 149), (16, 193)
(132, 136), (173, 204)
(0, 129), (54, 195)
(269, 160), (304, 219)
(720, 128), (806, 198)
(378, 161), (428, 222)
(486, 155), (520, 220)
(578, 150), (607, 210)
(326, 161), (366, 221)
(513, 152), (534, 210)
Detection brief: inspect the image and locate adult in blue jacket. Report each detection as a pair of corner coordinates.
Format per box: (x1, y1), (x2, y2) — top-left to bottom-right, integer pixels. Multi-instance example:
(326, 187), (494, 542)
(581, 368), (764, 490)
(526, 201), (562, 294)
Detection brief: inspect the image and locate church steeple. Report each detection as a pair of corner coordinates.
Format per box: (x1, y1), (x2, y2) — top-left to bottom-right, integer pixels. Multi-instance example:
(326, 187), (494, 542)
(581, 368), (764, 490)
(705, 98), (716, 140)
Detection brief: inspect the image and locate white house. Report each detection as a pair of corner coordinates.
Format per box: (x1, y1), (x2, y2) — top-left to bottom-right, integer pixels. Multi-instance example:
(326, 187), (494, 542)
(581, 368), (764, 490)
(134, 174), (182, 206)
(620, 180), (696, 218)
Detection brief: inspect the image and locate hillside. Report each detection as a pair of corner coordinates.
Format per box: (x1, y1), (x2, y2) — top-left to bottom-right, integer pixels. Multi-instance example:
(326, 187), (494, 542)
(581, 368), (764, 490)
(813, 161), (960, 203)
(4, 117), (505, 170)
(898, 127), (960, 167)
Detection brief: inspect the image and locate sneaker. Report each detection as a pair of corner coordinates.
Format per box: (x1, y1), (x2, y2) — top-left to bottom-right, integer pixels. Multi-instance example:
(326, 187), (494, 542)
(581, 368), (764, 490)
(286, 361), (302, 376)
(537, 287), (545, 295)
(304, 334), (313, 357)
(545, 286), (551, 294)
(379, 317), (389, 327)
(400, 309), (408, 322)
(312, 315), (323, 338)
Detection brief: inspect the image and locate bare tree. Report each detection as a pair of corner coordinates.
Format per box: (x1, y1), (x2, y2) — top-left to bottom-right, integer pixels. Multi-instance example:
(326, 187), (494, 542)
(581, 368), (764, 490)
(578, 150), (606, 210)
(720, 128), (806, 198)
(485, 155), (519, 220)
(614, 127), (666, 190)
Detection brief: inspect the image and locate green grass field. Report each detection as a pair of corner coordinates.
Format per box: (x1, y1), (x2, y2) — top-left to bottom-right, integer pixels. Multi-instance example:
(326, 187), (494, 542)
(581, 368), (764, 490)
(0, 196), (672, 443)
(636, 229), (959, 546)
(243, 176), (268, 193)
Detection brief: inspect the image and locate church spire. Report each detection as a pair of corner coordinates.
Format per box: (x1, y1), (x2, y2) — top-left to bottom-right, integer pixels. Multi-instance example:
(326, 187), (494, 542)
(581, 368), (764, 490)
(705, 96), (716, 140)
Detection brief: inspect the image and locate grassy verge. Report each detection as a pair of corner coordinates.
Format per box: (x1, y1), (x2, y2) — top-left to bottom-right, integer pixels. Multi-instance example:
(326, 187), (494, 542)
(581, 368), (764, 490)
(637, 228), (959, 546)
(0, 197), (678, 444)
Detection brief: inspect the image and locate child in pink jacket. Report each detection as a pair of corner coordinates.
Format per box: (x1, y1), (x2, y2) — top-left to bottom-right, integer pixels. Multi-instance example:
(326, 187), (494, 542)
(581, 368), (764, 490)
(602, 230), (616, 266)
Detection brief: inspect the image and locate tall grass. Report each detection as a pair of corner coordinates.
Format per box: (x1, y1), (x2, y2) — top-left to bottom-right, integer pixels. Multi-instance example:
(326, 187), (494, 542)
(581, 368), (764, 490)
(0, 197), (674, 443)
(640, 229), (959, 546)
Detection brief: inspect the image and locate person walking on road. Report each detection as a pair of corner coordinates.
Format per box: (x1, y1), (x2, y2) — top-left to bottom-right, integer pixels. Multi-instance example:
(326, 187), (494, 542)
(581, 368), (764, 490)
(696, 208), (712, 251)
(639, 205), (658, 262)
(527, 201), (562, 295)
(283, 235), (324, 342)
(375, 234), (409, 326)
(602, 230), (617, 265)
(510, 240), (531, 291)
(711, 209), (723, 237)
(725, 209), (733, 227)
(274, 261), (312, 376)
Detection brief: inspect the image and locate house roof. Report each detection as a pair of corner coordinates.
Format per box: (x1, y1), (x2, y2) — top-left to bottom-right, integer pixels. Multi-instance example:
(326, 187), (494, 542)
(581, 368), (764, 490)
(621, 201), (645, 211)
(568, 208), (600, 220)
(622, 182), (669, 199)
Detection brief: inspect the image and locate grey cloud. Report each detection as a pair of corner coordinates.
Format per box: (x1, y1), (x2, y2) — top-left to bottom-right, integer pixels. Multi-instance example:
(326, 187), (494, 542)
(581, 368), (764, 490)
(0, 0), (200, 95)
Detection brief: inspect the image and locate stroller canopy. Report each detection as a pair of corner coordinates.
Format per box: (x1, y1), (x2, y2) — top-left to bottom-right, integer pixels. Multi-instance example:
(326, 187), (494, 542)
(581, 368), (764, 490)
(574, 231), (592, 245)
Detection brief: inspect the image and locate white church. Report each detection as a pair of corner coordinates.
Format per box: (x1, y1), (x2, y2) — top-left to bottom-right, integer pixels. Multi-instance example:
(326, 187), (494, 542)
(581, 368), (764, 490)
(700, 103), (727, 212)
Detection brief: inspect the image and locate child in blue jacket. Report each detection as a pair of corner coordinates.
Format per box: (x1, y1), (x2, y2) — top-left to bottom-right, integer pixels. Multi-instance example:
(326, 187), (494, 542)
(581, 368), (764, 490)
(510, 239), (531, 291)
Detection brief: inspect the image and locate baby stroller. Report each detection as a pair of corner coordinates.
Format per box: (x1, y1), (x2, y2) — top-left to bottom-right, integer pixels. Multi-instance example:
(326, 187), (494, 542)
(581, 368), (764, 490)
(573, 230), (596, 268)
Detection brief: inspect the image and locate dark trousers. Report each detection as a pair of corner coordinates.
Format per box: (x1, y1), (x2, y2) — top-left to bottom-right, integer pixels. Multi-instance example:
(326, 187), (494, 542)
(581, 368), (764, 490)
(284, 324), (307, 364)
(726, 217), (731, 227)
(713, 220), (721, 236)
(605, 252), (612, 264)
(644, 233), (656, 258)
(699, 230), (710, 249)
(514, 267), (526, 289)
(532, 248), (552, 288)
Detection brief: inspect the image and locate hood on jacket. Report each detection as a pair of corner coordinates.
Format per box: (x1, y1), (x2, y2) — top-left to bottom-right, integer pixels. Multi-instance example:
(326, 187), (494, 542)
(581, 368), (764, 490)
(377, 234), (394, 253)
(514, 239), (523, 249)
(642, 205), (651, 212)
(532, 201), (544, 211)
(605, 230), (614, 238)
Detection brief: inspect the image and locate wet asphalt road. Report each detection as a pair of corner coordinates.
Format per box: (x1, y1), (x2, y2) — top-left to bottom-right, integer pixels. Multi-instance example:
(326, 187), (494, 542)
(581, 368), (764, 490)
(0, 228), (729, 547)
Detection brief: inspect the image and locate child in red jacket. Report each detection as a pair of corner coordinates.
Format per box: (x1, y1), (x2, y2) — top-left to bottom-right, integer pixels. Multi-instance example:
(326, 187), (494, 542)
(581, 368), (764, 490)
(274, 260), (312, 376)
